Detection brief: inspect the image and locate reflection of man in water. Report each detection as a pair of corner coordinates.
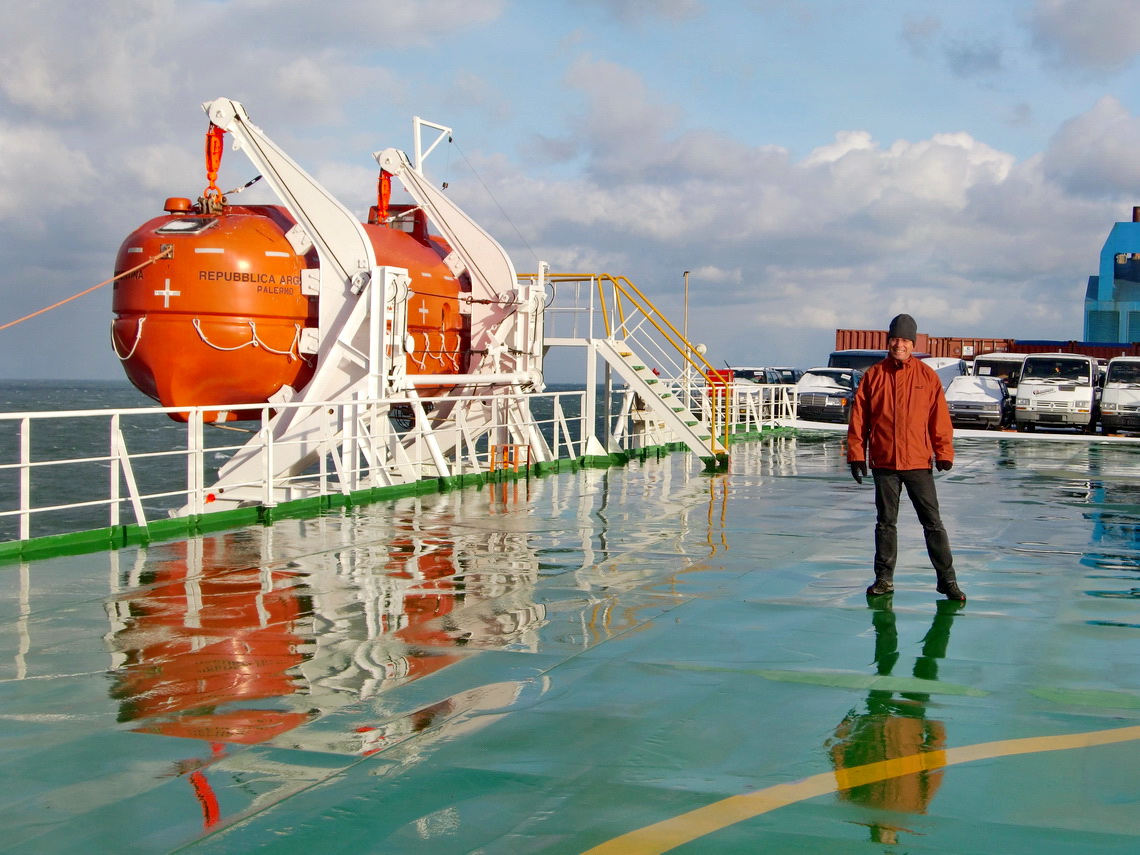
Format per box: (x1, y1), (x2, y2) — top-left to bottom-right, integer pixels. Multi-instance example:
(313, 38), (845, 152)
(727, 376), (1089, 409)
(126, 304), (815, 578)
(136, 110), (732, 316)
(827, 597), (963, 844)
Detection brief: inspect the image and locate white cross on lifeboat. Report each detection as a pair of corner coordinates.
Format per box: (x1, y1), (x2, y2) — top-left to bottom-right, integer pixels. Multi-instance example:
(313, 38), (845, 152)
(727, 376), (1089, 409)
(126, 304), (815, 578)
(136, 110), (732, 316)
(154, 279), (181, 308)
(418, 305), (430, 319)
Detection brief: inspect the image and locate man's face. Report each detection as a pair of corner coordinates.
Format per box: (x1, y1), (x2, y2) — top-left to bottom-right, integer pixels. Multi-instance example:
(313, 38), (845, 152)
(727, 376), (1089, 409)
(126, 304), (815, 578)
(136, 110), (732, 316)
(888, 337), (914, 363)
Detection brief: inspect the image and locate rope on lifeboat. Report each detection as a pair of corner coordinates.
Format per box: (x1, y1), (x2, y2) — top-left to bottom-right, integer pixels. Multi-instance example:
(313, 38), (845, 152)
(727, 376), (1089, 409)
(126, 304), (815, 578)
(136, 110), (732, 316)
(403, 331), (466, 371)
(190, 319), (302, 359)
(0, 246), (173, 333)
(111, 316), (146, 360)
(408, 334), (430, 369)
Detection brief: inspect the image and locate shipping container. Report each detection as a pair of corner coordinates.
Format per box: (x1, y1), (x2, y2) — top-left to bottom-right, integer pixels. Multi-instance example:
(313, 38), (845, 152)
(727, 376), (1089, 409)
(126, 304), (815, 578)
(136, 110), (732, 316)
(833, 330), (1140, 363)
(1012, 340), (1139, 360)
(834, 329), (930, 352)
(934, 338), (1016, 358)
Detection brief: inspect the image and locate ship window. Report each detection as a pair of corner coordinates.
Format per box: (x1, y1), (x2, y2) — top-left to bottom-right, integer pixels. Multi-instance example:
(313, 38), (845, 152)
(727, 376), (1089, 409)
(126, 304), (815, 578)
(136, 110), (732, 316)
(156, 218), (216, 234)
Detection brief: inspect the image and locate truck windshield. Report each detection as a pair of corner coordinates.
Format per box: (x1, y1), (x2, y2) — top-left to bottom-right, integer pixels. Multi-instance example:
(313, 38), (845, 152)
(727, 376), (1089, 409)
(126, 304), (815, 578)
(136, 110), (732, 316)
(973, 360), (1022, 385)
(1106, 362), (1140, 384)
(1021, 358), (1090, 384)
(828, 352), (884, 371)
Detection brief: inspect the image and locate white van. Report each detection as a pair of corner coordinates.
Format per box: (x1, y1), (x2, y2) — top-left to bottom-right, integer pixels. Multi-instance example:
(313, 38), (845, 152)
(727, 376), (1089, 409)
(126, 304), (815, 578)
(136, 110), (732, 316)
(1015, 353), (1099, 433)
(1099, 356), (1140, 434)
(971, 352), (1027, 397)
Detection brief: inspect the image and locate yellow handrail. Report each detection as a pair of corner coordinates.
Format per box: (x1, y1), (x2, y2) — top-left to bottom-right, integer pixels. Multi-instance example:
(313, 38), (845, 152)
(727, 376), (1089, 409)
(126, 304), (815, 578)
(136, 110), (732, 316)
(596, 273), (729, 456)
(597, 274), (718, 378)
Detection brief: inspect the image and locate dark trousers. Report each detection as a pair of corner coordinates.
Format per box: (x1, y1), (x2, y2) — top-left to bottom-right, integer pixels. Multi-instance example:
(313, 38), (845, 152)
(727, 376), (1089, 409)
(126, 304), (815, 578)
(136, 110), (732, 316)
(871, 468), (956, 585)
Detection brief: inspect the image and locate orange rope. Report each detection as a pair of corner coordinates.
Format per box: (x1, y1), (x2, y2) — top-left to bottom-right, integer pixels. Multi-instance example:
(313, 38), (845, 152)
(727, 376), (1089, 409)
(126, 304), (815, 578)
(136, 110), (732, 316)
(0, 247), (173, 332)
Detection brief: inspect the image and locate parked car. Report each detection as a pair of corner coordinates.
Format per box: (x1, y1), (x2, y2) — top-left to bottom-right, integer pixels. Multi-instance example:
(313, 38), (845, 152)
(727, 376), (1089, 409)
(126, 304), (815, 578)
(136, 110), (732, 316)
(769, 366), (804, 384)
(796, 367), (863, 423)
(732, 366), (781, 384)
(945, 375), (1013, 429)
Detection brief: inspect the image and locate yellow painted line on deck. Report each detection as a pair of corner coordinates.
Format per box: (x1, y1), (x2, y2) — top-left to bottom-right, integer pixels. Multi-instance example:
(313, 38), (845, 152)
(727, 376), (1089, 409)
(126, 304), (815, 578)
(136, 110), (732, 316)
(582, 724), (1140, 854)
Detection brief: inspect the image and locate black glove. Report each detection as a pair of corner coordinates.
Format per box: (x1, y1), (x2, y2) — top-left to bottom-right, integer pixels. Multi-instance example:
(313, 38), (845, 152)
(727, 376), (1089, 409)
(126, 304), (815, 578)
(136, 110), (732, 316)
(850, 462), (868, 484)
(936, 459), (953, 472)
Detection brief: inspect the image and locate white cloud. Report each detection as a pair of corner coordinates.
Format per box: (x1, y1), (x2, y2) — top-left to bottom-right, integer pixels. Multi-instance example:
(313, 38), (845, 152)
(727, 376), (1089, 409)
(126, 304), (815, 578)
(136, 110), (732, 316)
(1041, 96), (1140, 198)
(1029, 0), (1140, 73)
(0, 0), (176, 121)
(464, 60), (1121, 371)
(561, 56), (683, 177)
(0, 123), (100, 225)
(802, 131), (877, 166)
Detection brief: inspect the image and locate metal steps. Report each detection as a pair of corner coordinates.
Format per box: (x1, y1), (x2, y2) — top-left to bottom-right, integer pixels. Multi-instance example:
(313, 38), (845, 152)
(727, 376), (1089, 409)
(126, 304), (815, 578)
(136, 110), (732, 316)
(595, 339), (727, 457)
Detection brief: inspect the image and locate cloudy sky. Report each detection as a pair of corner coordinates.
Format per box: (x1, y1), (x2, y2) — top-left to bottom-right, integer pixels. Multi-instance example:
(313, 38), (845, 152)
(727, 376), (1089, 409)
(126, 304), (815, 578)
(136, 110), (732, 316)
(2, 0), (1140, 385)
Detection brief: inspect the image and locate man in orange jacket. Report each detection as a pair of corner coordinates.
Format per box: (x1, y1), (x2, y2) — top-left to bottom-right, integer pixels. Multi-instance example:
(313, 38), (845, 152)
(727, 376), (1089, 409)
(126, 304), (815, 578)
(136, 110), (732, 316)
(847, 314), (965, 601)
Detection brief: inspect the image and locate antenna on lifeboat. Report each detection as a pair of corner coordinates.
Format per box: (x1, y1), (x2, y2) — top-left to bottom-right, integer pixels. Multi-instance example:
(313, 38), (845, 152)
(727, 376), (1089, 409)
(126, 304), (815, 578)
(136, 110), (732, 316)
(412, 117), (453, 175)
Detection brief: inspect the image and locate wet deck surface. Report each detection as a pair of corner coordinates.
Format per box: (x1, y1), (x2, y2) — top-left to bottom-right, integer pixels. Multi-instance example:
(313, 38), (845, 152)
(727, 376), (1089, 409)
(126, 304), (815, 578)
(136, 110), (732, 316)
(1, 431), (1139, 853)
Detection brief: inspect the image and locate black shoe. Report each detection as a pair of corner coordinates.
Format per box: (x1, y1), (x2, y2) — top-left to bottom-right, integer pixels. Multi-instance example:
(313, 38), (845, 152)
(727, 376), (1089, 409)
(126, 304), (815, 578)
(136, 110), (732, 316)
(866, 579), (894, 596)
(936, 580), (966, 601)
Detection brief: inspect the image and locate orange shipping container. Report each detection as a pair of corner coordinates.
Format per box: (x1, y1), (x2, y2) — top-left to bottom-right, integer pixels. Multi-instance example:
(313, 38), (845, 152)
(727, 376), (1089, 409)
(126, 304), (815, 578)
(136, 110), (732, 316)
(834, 329), (930, 352)
(835, 330), (1021, 360)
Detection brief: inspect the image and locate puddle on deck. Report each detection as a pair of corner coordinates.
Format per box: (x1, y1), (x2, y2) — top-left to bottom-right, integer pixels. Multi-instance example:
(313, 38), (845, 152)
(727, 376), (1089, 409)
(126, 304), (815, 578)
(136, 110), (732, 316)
(1, 432), (1138, 853)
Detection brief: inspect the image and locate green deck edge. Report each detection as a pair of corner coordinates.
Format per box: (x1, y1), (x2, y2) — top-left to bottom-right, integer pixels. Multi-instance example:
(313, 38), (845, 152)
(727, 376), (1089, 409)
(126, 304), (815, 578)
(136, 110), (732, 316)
(0, 426), (796, 565)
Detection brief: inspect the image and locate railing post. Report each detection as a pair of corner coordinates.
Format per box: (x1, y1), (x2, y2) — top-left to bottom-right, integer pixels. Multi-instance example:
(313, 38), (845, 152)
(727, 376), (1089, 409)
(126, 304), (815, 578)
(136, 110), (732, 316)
(110, 413), (121, 528)
(19, 417), (30, 541)
(186, 410), (204, 517)
(262, 405), (276, 507)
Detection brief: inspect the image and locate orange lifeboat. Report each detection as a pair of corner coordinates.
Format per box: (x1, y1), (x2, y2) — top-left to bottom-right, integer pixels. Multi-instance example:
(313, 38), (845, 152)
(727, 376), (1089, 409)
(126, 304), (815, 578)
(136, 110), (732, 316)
(112, 200), (317, 421)
(112, 125), (470, 421)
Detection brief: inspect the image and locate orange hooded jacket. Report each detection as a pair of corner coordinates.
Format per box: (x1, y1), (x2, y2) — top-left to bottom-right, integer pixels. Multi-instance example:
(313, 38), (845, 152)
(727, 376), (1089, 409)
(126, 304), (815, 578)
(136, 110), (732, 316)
(847, 357), (954, 470)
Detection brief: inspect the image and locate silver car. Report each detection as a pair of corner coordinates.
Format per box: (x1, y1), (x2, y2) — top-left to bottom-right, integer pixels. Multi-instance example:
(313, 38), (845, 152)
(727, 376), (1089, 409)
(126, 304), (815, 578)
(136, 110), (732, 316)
(946, 375), (1013, 429)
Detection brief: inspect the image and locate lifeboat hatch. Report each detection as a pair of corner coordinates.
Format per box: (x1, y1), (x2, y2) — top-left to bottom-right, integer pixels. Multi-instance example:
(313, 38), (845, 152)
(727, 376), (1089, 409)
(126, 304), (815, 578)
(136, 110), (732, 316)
(155, 217), (218, 235)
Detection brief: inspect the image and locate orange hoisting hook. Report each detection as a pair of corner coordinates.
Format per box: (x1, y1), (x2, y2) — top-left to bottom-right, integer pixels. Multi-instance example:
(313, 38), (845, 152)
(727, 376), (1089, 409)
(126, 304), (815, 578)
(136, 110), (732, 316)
(201, 124), (226, 213)
(377, 170), (392, 224)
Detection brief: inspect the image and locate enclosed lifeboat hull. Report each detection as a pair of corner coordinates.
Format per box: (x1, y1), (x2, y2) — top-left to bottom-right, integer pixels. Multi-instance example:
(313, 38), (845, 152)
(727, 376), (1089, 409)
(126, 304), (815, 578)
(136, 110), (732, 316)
(113, 200), (468, 421)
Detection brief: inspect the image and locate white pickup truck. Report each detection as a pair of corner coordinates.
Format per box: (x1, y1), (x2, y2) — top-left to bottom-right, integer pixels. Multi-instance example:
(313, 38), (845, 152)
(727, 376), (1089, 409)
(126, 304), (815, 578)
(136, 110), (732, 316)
(1015, 353), (1099, 433)
(1099, 356), (1140, 434)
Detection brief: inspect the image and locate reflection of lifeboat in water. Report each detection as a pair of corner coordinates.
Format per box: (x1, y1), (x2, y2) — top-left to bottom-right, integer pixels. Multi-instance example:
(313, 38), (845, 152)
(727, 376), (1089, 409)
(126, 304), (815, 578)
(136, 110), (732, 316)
(109, 537), (314, 744)
(111, 123), (470, 422)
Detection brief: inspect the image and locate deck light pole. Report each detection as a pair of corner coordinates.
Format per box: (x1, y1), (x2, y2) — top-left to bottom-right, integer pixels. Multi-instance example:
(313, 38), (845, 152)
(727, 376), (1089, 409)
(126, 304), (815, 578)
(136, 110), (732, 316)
(683, 270), (691, 402)
(683, 270), (690, 345)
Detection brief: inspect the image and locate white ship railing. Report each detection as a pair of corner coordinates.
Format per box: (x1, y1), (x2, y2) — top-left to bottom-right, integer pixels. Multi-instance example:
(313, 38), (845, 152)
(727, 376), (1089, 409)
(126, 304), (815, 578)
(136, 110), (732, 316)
(0, 380), (795, 546)
(0, 388), (590, 543)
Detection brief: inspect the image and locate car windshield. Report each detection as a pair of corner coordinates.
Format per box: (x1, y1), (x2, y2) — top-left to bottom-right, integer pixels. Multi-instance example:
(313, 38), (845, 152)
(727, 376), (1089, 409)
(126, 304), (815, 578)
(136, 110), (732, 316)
(1021, 358), (1090, 384)
(1106, 362), (1140, 384)
(803, 370), (853, 389)
(948, 376), (1002, 396)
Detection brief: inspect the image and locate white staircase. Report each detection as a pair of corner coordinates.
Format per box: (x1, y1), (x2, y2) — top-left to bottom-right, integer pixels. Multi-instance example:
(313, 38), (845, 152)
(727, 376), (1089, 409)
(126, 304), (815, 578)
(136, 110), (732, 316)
(595, 339), (727, 458)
